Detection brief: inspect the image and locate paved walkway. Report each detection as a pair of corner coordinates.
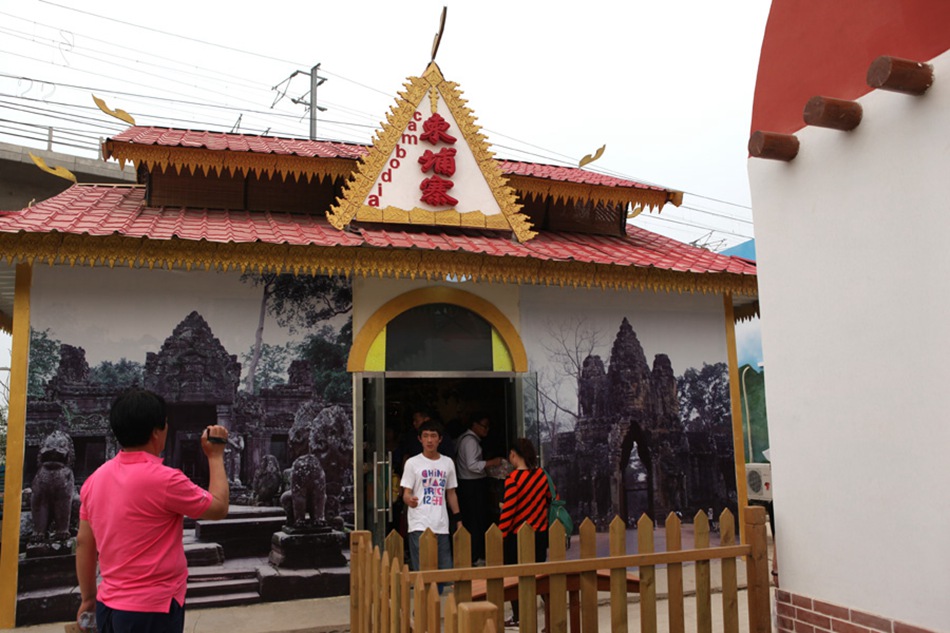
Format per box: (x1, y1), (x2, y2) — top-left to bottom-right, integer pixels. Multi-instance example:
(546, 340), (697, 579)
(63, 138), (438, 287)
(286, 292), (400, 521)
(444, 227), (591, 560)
(3, 527), (772, 633)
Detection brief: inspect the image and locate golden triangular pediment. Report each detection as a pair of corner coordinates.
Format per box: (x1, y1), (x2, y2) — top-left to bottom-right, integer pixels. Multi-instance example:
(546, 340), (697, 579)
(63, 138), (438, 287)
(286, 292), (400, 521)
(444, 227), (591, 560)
(327, 63), (536, 242)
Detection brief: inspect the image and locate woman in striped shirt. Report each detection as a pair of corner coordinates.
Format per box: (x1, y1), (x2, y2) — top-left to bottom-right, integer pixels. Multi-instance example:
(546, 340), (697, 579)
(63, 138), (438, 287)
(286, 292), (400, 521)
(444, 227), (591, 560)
(499, 438), (552, 626)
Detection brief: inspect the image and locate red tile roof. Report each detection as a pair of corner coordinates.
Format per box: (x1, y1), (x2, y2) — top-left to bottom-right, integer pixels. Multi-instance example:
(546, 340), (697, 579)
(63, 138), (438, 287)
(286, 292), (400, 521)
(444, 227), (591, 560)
(0, 185), (755, 276)
(105, 127), (669, 192)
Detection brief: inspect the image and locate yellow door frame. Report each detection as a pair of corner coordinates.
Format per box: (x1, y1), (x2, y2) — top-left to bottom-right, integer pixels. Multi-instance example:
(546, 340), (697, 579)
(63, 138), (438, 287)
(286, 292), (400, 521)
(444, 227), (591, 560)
(348, 286), (527, 372)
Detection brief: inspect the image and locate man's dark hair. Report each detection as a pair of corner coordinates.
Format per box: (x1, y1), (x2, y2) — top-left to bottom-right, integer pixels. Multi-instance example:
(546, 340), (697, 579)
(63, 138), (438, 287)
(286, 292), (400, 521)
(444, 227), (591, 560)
(110, 387), (167, 448)
(417, 420), (444, 438)
(468, 411), (489, 429)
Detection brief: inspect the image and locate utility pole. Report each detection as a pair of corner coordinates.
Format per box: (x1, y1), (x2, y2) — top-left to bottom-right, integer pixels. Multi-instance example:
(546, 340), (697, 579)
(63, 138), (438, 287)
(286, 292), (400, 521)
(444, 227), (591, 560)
(272, 63), (327, 140)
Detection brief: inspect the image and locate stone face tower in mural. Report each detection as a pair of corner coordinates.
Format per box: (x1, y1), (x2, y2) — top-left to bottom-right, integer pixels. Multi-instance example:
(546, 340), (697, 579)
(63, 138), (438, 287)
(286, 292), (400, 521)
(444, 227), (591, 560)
(554, 317), (732, 528)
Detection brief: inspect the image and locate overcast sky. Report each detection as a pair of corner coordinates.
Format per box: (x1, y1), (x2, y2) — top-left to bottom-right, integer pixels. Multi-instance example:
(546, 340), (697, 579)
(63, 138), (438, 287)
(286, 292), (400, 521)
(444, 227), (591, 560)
(2, 0), (771, 250)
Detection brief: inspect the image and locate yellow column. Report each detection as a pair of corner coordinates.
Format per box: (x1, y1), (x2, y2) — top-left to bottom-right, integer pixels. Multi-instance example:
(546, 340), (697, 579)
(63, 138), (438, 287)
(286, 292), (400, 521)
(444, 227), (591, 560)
(723, 294), (749, 539)
(0, 263), (33, 628)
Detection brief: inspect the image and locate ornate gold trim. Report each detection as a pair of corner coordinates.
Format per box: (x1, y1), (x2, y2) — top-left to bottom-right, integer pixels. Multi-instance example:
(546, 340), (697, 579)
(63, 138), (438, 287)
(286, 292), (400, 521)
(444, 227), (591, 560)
(733, 300), (760, 322)
(0, 232), (758, 298)
(102, 140), (682, 216)
(0, 308), (12, 335)
(103, 143), (357, 182)
(327, 63), (536, 243)
(348, 287), (528, 372)
(508, 175), (678, 211)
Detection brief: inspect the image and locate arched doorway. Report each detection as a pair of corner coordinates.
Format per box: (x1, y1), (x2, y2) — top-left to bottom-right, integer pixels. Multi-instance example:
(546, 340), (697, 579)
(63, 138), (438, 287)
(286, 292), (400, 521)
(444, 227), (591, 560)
(349, 287), (533, 548)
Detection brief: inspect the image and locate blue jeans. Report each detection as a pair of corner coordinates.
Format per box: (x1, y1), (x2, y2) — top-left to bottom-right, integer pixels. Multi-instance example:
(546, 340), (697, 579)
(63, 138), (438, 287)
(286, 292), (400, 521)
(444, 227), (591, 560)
(408, 531), (453, 593)
(408, 531), (453, 572)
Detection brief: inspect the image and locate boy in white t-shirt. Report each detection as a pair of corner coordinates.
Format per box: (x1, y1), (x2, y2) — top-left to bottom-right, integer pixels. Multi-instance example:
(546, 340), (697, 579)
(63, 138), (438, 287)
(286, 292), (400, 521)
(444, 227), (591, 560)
(401, 420), (460, 572)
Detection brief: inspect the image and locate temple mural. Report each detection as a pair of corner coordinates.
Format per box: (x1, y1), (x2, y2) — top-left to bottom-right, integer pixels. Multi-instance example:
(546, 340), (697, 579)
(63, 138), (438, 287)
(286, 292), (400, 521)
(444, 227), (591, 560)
(15, 266), (353, 623)
(520, 286), (738, 529)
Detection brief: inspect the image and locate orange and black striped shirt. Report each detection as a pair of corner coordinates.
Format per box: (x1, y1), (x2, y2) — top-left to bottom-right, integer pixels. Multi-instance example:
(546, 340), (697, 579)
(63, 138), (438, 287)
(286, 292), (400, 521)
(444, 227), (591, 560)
(498, 468), (552, 537)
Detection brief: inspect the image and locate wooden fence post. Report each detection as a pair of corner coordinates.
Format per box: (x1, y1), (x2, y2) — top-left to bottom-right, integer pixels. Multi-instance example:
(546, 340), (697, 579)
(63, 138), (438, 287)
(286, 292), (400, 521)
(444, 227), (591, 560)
(458, 602), (498, 633)
(420, 528), (438, 574)
(694, 511), (712, 633)
(349, 531), (371, 633)
(389, 556), (400, 633)
(385, 529), (405, 569)
(372, 546), (381, 633)
(638, 514), (657, 633)
(744, 506), (772, 633)
(485, 524), (505, 633)
(517, 524), (537, 633)
(455, 524), (473, 604)
(400, 565), (411, 633)
(720, 510), (739, 633)
(665, 513), (685, 633)
(380, 550), (390, 633)
(414, 574), (427, 633)
(445, 593), (458, 633)
(578, 518), (597, 633)
(609, 516), (628, 633)
(427, 582), (441, 633)
(547, 521), (568, 633)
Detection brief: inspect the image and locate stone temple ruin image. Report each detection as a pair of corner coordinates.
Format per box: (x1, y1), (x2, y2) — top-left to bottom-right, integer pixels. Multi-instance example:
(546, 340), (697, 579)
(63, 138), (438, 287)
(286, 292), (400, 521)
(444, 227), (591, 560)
(16, 310), (353, 624)
(545, 317), (737, 529)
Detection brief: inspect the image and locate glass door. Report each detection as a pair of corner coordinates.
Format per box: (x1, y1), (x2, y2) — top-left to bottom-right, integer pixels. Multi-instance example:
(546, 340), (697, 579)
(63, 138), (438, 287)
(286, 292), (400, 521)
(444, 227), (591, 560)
(354, 373), (390, 550)
(513, 372), (542, 463)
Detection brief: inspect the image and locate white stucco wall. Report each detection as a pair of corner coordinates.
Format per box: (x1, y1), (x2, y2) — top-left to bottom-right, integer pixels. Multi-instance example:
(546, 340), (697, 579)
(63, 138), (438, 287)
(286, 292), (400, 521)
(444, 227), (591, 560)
(749, 50), (950, 630)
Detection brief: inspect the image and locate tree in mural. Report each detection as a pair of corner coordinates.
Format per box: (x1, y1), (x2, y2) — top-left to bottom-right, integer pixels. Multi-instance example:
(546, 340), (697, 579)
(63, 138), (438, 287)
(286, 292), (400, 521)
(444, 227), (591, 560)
(27, 328), (61, 399)
(89, 358), (144, 389)
(677, 362), (732, 432)
(535, 318), (606, 443)
(531, 370), (572, 452)
(240, 342), (296, 394)
(242, 273), (352, 393)
(298, 320), (351, 403)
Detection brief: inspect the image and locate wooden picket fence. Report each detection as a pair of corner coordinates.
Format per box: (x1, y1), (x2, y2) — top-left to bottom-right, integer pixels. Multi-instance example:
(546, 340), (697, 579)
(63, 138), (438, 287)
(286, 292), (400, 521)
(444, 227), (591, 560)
(350, 505), (771, 633)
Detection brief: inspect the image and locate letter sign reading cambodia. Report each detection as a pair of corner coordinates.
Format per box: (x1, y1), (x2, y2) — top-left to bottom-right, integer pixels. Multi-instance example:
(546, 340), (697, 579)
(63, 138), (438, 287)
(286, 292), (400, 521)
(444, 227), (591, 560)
(327, 62), (536, 242)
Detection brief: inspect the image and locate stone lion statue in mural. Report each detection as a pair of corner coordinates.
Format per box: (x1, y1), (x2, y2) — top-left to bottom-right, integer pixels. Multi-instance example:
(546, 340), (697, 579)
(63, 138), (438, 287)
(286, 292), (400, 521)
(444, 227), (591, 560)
(280, 410), (327, 528)
(252, 454), (283, 506)
(278, 402), (353, 529)
(30, 430), (77, 543)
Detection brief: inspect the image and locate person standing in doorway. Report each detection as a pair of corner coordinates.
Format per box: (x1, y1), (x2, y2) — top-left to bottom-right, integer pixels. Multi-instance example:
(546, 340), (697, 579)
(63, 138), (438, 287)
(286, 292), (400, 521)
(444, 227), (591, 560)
(76, 387), (230, 633)
(455, 412), (502, 565)
(401, 420), (460, 574)
(498, 438), (551, 627)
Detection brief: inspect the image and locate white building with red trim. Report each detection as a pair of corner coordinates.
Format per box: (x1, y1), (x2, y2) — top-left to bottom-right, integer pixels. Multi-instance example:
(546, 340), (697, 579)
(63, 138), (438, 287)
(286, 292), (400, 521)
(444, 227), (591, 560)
(748, 2), (950, 632)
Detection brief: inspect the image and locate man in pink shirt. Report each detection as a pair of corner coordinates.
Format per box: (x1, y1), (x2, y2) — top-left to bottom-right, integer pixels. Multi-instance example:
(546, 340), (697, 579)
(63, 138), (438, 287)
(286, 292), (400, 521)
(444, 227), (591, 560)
(76, 388), (230, 632)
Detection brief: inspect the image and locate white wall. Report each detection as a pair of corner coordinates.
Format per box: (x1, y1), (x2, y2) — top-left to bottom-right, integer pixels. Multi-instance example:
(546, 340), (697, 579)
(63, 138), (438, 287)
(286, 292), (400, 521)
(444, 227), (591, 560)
(749, 50), (950, 630)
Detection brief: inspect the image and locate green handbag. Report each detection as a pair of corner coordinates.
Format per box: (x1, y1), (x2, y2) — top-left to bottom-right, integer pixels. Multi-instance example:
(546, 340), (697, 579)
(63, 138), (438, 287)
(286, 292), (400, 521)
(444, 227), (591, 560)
(542, 468), (574, 541)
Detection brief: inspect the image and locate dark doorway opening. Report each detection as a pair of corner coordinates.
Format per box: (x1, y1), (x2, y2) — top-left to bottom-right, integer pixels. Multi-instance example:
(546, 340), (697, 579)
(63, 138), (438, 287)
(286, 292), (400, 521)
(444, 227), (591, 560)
(359, 374), (533, 549)
(164, 403), (217, 487)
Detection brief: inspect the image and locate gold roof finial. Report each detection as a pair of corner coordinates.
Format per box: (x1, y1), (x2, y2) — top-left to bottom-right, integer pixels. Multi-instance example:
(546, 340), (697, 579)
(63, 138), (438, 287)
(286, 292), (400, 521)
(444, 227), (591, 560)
(29, 153), (77, 183)
(93, 95), (135, 125)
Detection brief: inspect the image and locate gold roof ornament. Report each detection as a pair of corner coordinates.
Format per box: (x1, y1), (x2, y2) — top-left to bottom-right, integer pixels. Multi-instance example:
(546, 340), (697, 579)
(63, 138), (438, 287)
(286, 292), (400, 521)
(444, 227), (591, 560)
(327, 62), (536, 242)
(28, 153), (77, 183)
(93, 95), (136, 126)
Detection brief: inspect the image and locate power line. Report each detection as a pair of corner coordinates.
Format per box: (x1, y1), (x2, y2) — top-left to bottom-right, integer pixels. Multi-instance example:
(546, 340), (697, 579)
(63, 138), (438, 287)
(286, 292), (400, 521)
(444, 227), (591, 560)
(37, 1), (306, 67)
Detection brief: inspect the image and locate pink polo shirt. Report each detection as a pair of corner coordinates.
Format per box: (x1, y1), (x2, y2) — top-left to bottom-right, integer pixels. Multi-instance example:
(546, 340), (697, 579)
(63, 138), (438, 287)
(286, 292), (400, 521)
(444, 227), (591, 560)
(79, 450), (212, 612)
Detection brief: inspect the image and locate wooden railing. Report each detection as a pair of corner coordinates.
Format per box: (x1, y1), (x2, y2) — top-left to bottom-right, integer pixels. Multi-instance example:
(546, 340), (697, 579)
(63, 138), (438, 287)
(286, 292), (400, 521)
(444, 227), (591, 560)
(350, 505), (771, 633)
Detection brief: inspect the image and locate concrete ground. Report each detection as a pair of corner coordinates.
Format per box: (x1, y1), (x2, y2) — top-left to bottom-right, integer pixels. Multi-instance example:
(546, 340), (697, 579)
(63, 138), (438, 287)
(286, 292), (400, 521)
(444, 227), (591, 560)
(1, 564), (762, 633)
(3, 528), (773, 633)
